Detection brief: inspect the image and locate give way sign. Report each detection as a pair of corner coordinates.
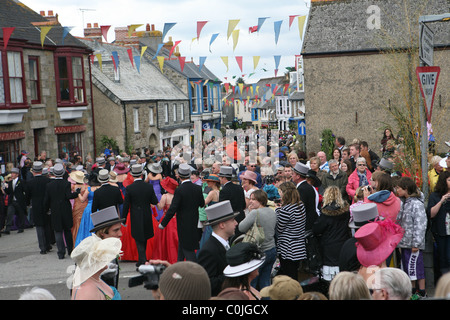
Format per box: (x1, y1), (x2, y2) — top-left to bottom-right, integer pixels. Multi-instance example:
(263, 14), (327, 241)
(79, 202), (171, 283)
(416, 66), (440, 122)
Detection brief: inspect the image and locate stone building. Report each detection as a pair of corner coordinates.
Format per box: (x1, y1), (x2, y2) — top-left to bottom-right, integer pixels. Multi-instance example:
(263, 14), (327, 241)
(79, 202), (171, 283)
(302, 0), (449, 155)
(0, 1), (94, 165)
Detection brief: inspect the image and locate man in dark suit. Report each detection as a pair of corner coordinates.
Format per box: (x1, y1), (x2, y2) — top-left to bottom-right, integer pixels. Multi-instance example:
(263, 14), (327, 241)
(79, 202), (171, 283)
(197, 200), (239, 296)
(44, 163), (80, 259)
(3, 168), (27, 234)
(218, 166), (245, 239)
(91, 169), (123, 214)
(25, 161), (52, 254)
(123, 164), (159, 266)
(159, 163), (205, 263)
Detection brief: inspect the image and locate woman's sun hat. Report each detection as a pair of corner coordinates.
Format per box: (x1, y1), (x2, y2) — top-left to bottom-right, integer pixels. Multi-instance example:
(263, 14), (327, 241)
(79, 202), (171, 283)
(160, 177), (178, 194)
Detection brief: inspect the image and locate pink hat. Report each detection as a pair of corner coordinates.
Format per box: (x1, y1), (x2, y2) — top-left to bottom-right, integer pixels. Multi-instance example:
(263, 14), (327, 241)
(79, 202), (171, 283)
(240, 170), (257, 184)
(355, 219), (404, 267)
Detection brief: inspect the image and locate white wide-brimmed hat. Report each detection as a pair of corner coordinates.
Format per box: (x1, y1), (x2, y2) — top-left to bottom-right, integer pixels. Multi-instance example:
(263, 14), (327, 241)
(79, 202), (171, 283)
(223, 242), (265, 278)
(71, 235), (122, 287)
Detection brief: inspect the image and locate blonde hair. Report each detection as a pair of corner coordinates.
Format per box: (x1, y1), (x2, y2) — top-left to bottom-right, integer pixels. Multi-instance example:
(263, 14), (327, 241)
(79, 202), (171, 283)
(329, 271), (371, 300)
(435, 272), (450, 299)
(323, 186), (347, 208)
(354, 186), (364, 202)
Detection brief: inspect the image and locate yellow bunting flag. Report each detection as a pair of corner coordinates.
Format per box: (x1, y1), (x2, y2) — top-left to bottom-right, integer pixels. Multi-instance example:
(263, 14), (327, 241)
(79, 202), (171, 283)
(40, 26), (52, 47)
(140, 46), (147, 59)
(157, 56), (165, 73)
(253, 56), (260, 71)
(298, 16), (306, 40)
(232, 29), (240, 51)
(221, 56), (229, 72)
(128, 24), (143, 37)
(95, 53), (102, 71)
(227, 19), (240, 40)
(238, 83), (244, 96)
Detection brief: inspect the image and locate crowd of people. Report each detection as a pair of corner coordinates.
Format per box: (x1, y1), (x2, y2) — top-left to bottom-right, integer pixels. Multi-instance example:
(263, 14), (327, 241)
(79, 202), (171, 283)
(2, 129), (450, 301)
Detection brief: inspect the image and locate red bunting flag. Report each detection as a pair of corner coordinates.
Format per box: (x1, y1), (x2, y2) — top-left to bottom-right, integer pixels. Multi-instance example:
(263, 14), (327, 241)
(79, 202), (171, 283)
(169, 40), (181, 58)
(127, 48), (134, 67)
(235, 56), (243, 73)
(197, 21), (208, 40)
(3, 27), (15, 49)
(289, 15), (299, 29)
(178, 56), (186, 72)
(249, 26), (258, 33)
(100, 25), (111, 42)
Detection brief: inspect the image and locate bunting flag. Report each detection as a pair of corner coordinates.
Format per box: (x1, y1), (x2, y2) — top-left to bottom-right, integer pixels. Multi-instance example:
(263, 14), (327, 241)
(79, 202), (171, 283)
(198, 56), (207, 72)
(274, 20), (282, 45)
(169, 40), (181, 58)
(227, 19), (240, 40)
(221, 56), (229, 72)
(134, 56), (141, 73)
(95, 53), (102, 71)
(289, 15), (299, 30)
(140, 46), (147, 59)
(249, 26), (258, 33)
(111, 51), (120, 70)
(235, 56), (243, 73)
(127, 48), (134, 67)
(257, 17), (269, 32)
(101, 25), (111, 42)
(197, 21), (208, 41)
(61, 26), (73, 45)
(152, 43), (164, 60)
(157, 56), (165, 73)
(40, 26), (52, 47)
(178, 56), (186, 72)
(2, 27), (15, 49)
(298, 15), (306, 40)
(253, 56), (260, 71)
(274, 55), (281, 70)
(162, 22), (176, 42)
(232, 29), (239, 51)
(209, 33), (219, 52)
(128, 24), (143, 37)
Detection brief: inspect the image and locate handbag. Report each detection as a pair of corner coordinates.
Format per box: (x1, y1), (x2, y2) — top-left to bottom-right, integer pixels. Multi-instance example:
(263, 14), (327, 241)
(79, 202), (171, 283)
(243, 209), (265, 246)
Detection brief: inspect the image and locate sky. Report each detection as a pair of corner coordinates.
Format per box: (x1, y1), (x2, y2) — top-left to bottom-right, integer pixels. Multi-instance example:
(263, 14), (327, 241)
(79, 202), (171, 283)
(20, 0), (311, 84)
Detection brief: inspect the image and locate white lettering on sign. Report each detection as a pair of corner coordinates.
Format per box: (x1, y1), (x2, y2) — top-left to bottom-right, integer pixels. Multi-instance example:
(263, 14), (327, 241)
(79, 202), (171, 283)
(366, 5), (381, 30)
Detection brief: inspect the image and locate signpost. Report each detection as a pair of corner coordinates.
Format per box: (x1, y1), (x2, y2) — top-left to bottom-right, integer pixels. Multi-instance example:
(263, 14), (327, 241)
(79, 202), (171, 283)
(298, 119), (306, 136)
(419, 22), (434, 67)
(416, 66), (440, 122)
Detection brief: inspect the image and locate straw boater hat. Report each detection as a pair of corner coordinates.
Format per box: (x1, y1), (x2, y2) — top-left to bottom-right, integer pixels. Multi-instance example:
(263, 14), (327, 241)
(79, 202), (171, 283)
(293, 162), (309, 176)
(89, 206), (125, 233)
(223, 242), (265, 278)
(148, 162), (163, 174)
(160, 177), (178, 194)
(240, 170), (257, 184)
(70, 170), (86, 184)
(203, 200), (240, 226)
(354, 219), (404, 267)
(348, 203), (379, 229)
(71, 234), (122, 287)
(97, 169), (110, 183)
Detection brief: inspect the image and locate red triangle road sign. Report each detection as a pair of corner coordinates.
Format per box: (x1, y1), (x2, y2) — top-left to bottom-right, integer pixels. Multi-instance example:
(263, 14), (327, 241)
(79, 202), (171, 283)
(416, 66), (440, 122)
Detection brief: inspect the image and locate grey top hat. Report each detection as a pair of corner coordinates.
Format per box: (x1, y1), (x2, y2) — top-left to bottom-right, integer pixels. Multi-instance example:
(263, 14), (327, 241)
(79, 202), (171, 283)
(97, 169), (110, 183)
(148, 162), (163, 174)
(31, 161), (43, 172)
(349, 203), (379, 229)
(130, 164), (143, 177)
(90, 206), (125, 233)
(11, 167), (20, 174)
(378, 158), (394, 171)
(293, 162), (309, 176)
(96, 157), (106, 165)
(218, 166), (233, 178)
(53, 163), (65, 177)
(204, 200), (240, 226)
(177, 163), (192, 178)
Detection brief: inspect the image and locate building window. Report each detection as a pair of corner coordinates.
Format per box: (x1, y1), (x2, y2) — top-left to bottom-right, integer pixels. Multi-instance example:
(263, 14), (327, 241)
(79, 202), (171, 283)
(28, 56), (41, 104)
(7, 51), (24, 104)
(57, 133), (82, 159)
(133, 108), (139, 132)
(173, 103), (177, 122)
(191, 84), (198, 113)
(0, 139), (21, 166)
(180, 103), (185, 121)
(149, 107), (154, 126)
(164, 103), (169, 123)
(55, 54), (86, 106)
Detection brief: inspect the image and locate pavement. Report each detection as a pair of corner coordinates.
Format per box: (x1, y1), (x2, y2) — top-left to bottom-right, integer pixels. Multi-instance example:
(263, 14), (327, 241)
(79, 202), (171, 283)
(0, 226), (153, 300)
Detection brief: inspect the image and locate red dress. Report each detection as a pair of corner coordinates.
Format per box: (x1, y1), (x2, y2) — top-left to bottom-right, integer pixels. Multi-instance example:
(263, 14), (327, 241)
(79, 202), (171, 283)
(151, 204), (179, 264)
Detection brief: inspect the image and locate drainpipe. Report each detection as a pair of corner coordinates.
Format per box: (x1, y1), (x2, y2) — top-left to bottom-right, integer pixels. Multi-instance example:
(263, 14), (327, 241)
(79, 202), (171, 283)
(88, 57), (97, 156)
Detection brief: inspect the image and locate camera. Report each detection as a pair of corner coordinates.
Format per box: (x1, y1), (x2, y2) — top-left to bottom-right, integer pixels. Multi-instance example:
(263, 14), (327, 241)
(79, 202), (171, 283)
(128, 264), (167, 290)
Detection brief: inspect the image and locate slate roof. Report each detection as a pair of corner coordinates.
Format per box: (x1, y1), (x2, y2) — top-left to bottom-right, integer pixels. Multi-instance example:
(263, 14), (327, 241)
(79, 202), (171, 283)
(0, 0), (89, 49)
(302, 0), (449, 55)
(79, 39), (187, 103)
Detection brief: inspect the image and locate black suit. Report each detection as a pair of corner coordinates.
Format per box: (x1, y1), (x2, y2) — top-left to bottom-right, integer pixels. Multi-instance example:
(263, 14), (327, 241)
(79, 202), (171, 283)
(91, 183), (123, 214)
(160, 180), (205, 262)
(122, 179), (158, 264)
(44, 178), (79, 258)
(219, 180), (246, 240)
(26, 174), (52, 252)
(296, 180), (318, 233)
(197, 235), (228, 296)
(4, 177), (27, 232)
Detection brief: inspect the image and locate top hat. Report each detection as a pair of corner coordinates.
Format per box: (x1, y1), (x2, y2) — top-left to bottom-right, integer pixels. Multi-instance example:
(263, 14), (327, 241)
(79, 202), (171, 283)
(97, 169), (110, 183)
(218, 166), (233, 178)
(349, 203), (379, 229)
(378, 158), (394, 171)
(90, 206), (125, 233)
(204, 200), (240, 226)
(148, 162), (163, 174)
(96, 157), (106, 165)
(293, 162), (309, 176)
(31, 161), (43, 172)
(177, 163), (192, 178)
(53, 163), (65, 177)
(306, 169), (321, 187)
(130, 164), (143, 177)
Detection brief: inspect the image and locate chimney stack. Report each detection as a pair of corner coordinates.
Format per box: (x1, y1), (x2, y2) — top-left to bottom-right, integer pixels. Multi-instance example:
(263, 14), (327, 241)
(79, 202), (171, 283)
(84, 22), (103, 42)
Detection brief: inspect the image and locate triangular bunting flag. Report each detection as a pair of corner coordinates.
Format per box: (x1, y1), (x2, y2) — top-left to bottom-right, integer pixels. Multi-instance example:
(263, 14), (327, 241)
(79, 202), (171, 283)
(178, 56), (186, 72)
(157, 56), (165, 73)
(100, 25), (111, 42)
(235, 56), (243, 73)
(127, 48), (134, 67)
(257, 17), (269, 32)
(298, 16), (306, 40)
(289, 15), (299, 30)
(162, 22), (176, 42)
(62, 26), (73, 45)
(169, 40), (181, 58)
(221, 56), (229, 72)
(253, 56), (260, 71)
(2, 27), (15, 49)
(152, 43), (164, 60)
(111, 51), (120, 70)
(209, 33), (219, 52)
(199, 56), (207, 72)
(197, 21), (208, 41)
(140, 46), (147, 59)
(274, 55), (281, 70)
(134, 56), (141, 73)
(40, 26), (52, 47)
(128, 24), (143, 38)
(232, 29), (240, 51)
(95, 53), (102, 71)
(274, 20), (283, 45)
(227, 19), (240, 40)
